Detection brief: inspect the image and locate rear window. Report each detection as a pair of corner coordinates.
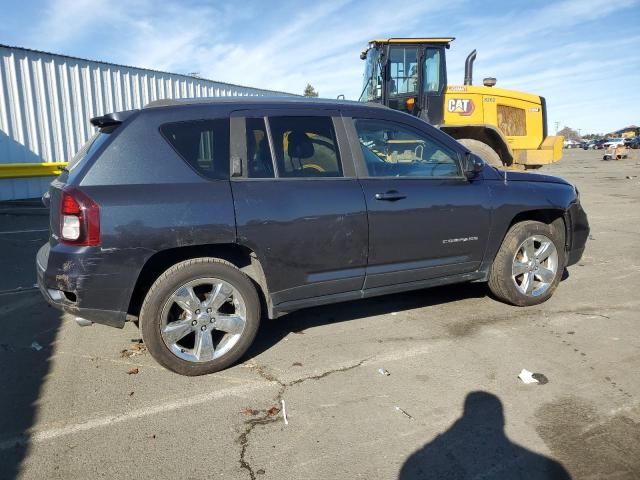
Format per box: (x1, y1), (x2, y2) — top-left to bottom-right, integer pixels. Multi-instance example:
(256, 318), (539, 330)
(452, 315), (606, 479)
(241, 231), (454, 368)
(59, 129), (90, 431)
(160, 119), (230, 180)
(67, 129), (113, 171)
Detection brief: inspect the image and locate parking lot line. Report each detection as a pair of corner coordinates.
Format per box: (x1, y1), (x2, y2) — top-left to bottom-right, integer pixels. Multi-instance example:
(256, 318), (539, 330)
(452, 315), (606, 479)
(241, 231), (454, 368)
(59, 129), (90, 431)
(0, 229), (48, 235)
(0, 287), (39, 296)
(0, 208), (47, 213)
(0, 344), (443, 451)
(0, 380), (273, 451)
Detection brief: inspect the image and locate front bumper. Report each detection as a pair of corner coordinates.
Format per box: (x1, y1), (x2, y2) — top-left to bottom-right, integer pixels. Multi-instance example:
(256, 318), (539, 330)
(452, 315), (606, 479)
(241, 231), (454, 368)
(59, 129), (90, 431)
(36, 243), (128, 328)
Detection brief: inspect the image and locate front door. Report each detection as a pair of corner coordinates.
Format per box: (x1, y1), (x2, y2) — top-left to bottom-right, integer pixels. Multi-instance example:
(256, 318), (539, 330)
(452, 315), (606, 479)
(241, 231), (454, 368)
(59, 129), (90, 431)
(349, 117), (491, 289)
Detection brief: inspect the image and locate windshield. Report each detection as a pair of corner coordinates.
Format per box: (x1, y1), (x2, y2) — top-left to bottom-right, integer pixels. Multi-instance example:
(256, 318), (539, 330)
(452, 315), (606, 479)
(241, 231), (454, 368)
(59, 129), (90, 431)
(358, 48), (382, 102)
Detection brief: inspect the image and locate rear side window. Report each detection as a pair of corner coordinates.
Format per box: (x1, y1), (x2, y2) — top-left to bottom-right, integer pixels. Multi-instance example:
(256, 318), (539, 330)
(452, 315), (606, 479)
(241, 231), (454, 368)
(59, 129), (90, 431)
(160, 119), (230, 180)
(267, 116), (342, 178)
(67, 129), (114, 171)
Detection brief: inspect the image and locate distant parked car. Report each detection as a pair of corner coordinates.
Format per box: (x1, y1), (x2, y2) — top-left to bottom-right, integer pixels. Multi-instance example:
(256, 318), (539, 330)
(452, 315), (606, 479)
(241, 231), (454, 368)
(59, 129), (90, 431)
(589, 139), (607, 150)
(623, 138), (640, 149)
(564, 140), (581, 149)
(603, 138), (625, 149)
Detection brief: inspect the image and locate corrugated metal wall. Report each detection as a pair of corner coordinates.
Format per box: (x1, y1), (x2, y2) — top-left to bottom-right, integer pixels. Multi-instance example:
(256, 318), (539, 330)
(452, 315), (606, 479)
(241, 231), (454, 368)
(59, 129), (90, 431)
(0, 44), (294, 200)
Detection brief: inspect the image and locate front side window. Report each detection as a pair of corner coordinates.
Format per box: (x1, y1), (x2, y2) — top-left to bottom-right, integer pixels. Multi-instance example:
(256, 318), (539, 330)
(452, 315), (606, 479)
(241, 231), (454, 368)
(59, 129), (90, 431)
(355, 119), (461, 178)
(160, 119), (229, 180)
(423, 48), (442, 93)
(268, 116), (342, 178)
(388, 47), (419, 96)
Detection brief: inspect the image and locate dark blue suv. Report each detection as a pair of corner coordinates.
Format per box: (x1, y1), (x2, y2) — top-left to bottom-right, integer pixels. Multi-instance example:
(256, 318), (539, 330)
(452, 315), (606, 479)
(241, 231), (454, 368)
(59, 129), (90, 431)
(37, 98), (589, 375)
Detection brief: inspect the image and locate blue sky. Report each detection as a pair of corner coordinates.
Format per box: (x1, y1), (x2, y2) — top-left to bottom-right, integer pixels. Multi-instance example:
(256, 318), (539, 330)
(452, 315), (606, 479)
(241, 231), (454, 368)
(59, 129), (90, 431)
(1, 0), (639, 134)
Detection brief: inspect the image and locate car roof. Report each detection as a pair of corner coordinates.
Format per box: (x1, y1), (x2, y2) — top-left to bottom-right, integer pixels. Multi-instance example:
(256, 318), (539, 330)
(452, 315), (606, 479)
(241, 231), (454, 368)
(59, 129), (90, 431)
(144, 96), (388, 111)
(91, 97), (390, 128)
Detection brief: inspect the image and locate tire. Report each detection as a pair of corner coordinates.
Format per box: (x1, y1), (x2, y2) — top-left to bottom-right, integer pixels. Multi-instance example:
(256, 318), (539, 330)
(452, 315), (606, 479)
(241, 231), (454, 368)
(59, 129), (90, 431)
(488, 220), (566, 306)
(457, 138), (503, 168)
(140, 258), (261, 376)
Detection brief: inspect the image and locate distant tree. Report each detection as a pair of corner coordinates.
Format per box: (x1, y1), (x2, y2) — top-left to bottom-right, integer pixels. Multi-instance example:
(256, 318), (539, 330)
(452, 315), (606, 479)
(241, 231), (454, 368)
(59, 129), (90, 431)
(557, 126), (581, 141)
(303, 84), (319, 97)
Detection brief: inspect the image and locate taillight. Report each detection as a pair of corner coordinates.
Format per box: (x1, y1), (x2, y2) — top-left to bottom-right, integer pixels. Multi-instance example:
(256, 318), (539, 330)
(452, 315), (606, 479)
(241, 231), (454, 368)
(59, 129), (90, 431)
(60, 187), (100, 246)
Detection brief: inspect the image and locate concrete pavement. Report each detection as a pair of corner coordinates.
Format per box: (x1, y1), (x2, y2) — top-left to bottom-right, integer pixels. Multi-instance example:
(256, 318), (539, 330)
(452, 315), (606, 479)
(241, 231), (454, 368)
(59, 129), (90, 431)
(0, 149), (639, 479)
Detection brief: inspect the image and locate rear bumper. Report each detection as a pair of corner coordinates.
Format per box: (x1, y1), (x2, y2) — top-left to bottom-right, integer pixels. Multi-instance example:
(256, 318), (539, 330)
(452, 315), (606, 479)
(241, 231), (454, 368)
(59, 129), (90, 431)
(566, 201), (589, 267)
(36, 243), (128, 328)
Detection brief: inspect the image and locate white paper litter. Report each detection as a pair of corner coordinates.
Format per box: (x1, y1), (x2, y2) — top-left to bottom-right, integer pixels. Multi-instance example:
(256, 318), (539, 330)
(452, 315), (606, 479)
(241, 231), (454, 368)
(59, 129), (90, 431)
(378, 368), (390, 376)
(518, 368), (539, 384)
(281, 399), (288, 425)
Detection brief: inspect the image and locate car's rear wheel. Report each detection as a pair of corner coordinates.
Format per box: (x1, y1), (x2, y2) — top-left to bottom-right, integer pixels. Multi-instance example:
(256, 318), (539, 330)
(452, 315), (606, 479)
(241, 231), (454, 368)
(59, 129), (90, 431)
(489, 221), (565, 306)
(140, 258), (260, 375)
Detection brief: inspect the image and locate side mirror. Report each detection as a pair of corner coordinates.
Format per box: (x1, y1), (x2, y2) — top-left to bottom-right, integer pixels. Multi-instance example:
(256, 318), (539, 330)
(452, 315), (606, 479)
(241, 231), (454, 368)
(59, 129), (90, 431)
(463, 153), (484, 179)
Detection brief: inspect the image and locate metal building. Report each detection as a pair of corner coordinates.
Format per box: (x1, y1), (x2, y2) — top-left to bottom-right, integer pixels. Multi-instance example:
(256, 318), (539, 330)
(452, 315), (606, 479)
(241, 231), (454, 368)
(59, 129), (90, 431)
(0, 44), (294, 201)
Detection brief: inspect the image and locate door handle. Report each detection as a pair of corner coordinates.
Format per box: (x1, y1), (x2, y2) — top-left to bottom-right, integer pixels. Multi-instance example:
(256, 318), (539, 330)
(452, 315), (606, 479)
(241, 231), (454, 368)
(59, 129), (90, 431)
(375, 191), (406, 201)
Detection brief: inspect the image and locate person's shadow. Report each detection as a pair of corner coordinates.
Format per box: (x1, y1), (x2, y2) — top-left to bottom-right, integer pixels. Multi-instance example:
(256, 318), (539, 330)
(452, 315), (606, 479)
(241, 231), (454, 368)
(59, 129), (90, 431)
(399, 391), (571, 480)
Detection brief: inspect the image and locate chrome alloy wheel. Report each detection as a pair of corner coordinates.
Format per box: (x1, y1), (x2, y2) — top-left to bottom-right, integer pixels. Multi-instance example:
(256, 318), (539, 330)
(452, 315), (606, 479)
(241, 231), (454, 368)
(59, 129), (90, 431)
(511, 235), (559, 297)
(160, 278), (247, 363)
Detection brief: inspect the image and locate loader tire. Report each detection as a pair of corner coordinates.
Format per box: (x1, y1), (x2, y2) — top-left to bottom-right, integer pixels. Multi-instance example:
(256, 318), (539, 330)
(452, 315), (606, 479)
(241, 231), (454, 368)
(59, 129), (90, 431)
(457, 138), (503, 169)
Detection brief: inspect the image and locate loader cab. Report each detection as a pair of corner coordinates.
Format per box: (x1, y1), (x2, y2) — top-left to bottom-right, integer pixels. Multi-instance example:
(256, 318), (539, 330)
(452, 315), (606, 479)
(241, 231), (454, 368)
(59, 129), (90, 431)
(359, 38), (452, 125)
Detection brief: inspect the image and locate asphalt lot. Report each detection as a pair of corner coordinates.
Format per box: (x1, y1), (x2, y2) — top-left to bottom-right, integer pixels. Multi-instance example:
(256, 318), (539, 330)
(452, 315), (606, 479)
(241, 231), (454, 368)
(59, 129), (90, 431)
(0, 148), (639, 479)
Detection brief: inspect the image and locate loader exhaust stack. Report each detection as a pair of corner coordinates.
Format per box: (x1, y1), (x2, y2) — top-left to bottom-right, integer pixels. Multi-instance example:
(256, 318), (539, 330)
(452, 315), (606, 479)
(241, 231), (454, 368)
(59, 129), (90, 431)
(464, 49), (477, 86)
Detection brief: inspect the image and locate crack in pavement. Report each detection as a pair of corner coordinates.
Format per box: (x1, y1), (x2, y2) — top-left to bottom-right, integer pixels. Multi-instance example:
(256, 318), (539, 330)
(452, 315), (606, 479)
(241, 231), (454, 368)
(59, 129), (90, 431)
(237, 358), (369, 479)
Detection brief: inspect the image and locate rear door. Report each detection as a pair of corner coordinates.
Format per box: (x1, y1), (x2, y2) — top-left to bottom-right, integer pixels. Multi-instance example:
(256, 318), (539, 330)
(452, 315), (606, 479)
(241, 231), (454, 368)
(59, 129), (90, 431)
(229, 109), (368, 306)
(345, 115), (491, 289)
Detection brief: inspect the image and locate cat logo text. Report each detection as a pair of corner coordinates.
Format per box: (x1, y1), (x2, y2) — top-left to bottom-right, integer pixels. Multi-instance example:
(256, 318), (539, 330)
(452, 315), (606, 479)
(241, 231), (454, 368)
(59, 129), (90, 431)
(447, 98), (475, 116)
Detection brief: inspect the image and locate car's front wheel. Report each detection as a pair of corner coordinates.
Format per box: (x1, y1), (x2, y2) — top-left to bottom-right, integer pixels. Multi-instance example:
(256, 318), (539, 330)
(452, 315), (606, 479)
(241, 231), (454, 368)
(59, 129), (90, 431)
(140, 258), (261, 375)
(488, 220), (565, 306)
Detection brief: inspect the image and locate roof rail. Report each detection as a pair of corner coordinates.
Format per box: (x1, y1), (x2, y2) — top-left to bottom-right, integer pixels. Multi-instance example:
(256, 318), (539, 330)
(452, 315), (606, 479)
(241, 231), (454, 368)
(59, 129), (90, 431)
(145, 99), (180, 108)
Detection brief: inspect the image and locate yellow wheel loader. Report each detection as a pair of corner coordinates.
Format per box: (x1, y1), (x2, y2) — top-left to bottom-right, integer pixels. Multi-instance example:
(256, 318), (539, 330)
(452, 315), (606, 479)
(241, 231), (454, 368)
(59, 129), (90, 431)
(358, 38), (563, 169)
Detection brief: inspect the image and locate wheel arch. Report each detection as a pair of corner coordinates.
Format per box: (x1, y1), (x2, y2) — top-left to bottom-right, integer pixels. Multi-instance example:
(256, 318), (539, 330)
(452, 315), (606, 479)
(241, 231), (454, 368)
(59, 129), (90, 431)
(441, 124), (514, 166)
(505, 209), (567, 255)
(127, 243), (273, 320)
